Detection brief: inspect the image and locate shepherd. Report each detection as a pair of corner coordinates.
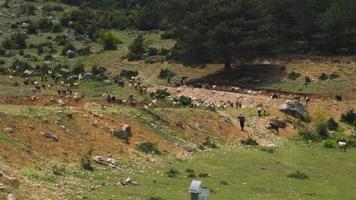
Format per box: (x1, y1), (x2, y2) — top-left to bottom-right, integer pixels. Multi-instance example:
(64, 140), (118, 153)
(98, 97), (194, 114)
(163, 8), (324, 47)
(237, 113), (246, 131)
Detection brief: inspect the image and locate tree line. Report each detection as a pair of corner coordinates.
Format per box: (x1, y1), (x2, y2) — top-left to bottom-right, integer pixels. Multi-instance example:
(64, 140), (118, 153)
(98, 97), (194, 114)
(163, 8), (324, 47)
(56, 0), (356, 69)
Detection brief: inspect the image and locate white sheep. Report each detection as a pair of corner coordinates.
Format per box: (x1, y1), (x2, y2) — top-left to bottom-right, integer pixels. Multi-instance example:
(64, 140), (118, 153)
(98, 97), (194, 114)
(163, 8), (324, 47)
(337, 141), (347, 152)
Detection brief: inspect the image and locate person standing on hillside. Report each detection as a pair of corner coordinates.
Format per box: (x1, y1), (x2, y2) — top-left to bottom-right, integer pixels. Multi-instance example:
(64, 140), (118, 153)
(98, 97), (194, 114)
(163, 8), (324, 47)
(237, 113), (246, 131)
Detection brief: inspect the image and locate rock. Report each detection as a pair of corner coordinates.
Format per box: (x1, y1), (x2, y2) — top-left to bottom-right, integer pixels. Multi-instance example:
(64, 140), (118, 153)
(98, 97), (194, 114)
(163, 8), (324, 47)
(3, 127), (14, 134)
(279, 100), (307, 119)
(41, 132), (59, 142)
(0, 171), (19, 189)
(93, 156), (116, 167)
(7, 193), (16, 200)
(102, 80), (111, 85)
(93, 156), (106, 165)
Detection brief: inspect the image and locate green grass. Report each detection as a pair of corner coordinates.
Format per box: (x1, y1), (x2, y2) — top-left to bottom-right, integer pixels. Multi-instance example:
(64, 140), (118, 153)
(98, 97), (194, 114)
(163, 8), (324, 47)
(0, 104), (70, 117)
(67, 141), (356, 200)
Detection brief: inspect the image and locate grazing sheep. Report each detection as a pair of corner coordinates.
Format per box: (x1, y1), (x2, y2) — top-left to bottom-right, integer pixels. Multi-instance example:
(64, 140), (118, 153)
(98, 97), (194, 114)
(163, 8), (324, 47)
(305, 96), (310, 103)
(337, 140), (347, 152)
(271, 94), (278, 99)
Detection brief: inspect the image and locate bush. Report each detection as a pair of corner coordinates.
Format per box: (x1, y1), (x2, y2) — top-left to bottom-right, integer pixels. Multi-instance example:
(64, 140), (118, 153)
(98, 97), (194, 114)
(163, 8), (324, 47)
(2, 33), (28, 49)
(0, 60), (5, 65)
(324, 139), (335, 148)
(326, 118), (339, 131)
(166, 169), (180, 178)
(80, 147), (94, 171)
(100, 31), (122, 50)
(61, 43), (76, 55)
(149, 197), (164, 200)
(329, 72), (340, 79)
(127, 34), (145, 61)
(148, 47), (159, 56)
(241, 138), (258, 146)
(185, 169), (196, 178)
(319, 73), (329, 80)
(340, 110), (356, 126)
(155, 89), (171, 100)
(178, 96), (192, 106)
(72, 63), (85, 75)
(52, 164), (66, 176)
(198, 173), (210, 178)
(286, 171), (309, 180)
(298, 128), (317, 142)
(20, 3), (37, 15)
(287, 71), (301, 80)
(159, 68), (176, 79)
(316, 122), (328, 139)
(120, 69), (138, 79)
(137, 142), (161, 155)
(199, 137), (218, 150)
(91, 65), (107, 76)
(304, 76), (311, 85)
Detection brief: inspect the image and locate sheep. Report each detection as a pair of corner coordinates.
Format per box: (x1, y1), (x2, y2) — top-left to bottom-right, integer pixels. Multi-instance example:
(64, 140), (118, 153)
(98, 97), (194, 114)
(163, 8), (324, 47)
(271, 94), (278, 99)
(337, 140), (347, 152)
(305, 96), (310, 103)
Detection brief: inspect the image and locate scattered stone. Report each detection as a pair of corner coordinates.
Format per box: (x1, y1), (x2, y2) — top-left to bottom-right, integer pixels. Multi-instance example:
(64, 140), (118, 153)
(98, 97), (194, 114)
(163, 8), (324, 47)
(118, 176), (138, 186)
(0, 171), (19, 189)
(92, 156), (116, 168)
(42, 118), (49, 124)
(175, 121), (185, 129)
(41, 132), (59, 142)
(279, 100), (308, 119)
(7, 193), (16, 200)
(3, 127), (14, 134)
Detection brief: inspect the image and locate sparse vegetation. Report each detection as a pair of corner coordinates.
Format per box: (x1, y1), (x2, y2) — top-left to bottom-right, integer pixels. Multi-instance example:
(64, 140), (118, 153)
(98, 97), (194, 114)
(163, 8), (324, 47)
(137, 142), (162, 155)
(287, 71), (301, 80)
(286, 171), (309, 180)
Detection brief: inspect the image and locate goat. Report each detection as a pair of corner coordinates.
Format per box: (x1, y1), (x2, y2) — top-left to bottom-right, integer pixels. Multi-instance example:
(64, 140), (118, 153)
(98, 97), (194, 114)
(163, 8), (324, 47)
(335, 95), (342, 101)
(337, 140), (347, 152)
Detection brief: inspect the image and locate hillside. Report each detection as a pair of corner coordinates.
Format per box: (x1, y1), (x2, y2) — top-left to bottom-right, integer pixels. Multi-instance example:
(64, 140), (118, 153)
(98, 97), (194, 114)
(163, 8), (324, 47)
(0, 0), (356, 200)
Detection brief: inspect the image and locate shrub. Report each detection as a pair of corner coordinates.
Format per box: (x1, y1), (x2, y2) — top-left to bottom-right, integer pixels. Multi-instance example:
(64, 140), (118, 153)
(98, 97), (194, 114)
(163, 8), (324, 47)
(298, 128), (317, 142)
(241, 138), (258, 146)
(149, 197), (164, 200)
(100, 31), (122, 50)
(80, 147), (94, 171)
(318, 73), (329, 80)
(340, 110), (356, 126)
(304, 76), (311, 85)
(72, 63), (85, 75)
(2, 33), (28, 49)
(148, 47), (159, 56)
(198, 173), (210, 178)
(220, 181), (229, 185)
(137, 142), (161, 155)
(166, 169), (180, 178)
(155, 89), (171, 100)
(127, 34), (145, 61)
(178, 95), (193, 106)
(316, 122), (328, 139)
(329, 72), (340, 79)
(0, 60), (5, 65)
(185, 169), (196, 178)
(199, 137), (218, 149)
(61, 43), (76, 55)
(159, 68), (176, 79)
(20, 3), (37, 15)
(324, 139), (335, 148)
(287, 71), (301, 80)
(286, 171), (309, 180)
(52, 164), (66, 176)
(326, 118), (339, 131)
(91, 65), (107, 76)
(120, 69), (138, 79)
